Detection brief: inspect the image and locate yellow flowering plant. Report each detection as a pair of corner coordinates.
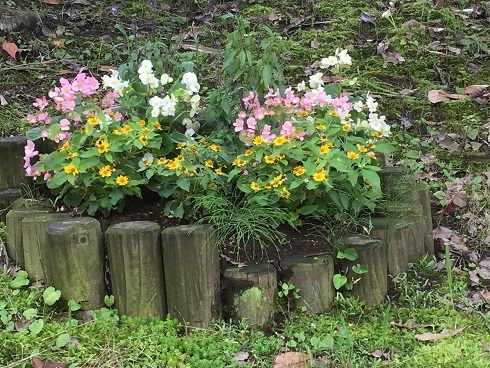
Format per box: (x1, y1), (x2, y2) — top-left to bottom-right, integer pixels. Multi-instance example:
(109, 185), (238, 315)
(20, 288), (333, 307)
(228, 51), (395, 218)
(23, 56), (204, 216)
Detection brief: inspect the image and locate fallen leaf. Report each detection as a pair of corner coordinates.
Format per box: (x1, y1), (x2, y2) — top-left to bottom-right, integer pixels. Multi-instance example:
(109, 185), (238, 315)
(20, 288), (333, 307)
(310, 39), (320, 49)
(0, 94), (7, 106)
(53, 40), (65, 48)
(380, 50), (405, 64)
(181, 43), (217, 54)
(426, 120), (445, 125)
(32, 357), (67, 368)
(360, 11), (377, 25)
(274, 352), (309, 368)
(233, 351), (250, 362)
(452, 191), (468, 207)
(269, 12), (280, 22)
(98, 65), (118, 72)
(428, 89), (468, 103)
(391, 318), (420, 329)
(371, 349), (391, 360)
(469, 269), (480, 286)
(415, 327), (465, 341)
(464, 85), (488, 98)
(2, 41), (19, 59)
(41, 0), (60, 3)
(438, 137), (460, 151)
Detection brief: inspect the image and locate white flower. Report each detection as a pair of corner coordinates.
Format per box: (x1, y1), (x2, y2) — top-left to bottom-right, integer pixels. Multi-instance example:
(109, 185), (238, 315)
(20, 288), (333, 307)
(160, 73), (173, 86)
(185, 128), (196, 136)
(160, 94), (177, 117)
(296, 81), (306, 91)
(353, 100), (365, 112)
(309, 73), (324, 90)
(182, 72), (200, 94)
(382, 9), (392, 18)
(138, 153), (154, 168)
(366, 95), (378, 112)
(335, 49), (352, 65)
(190, 94), (200, 117)
(138, 60), (153, 74)
(101, 71), (129, 96)
(139, 72), (159, 87)
(149, 96), (164, 107)
(319, 56), (338, 68)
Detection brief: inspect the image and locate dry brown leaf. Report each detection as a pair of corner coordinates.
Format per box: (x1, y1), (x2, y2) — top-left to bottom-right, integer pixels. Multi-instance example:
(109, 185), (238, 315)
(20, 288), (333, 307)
(310, 39), (320, 49)
(233, 351), (250, 362)
(32, 357), (67, 368)
(269, 12), (280, 22)
(380, 50), (405, 64)
(426, 120), (445, 125)
(53, 39), (65, 48)
(452, 191), (468, 207)
(98, 65), (118, 72)
(464, 85), (489, 98)
(428, 89), (468, 103)
(41, 0), (60, 3)
(181, 43), (217, 54)
(274, 352), (309, 368)
(2, 40), (19, 59)
(415, 327), (464, 341)
(0, 94), (7, 106)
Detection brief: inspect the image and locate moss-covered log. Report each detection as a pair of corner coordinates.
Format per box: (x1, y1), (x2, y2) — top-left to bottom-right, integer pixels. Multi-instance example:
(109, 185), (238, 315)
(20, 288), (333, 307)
(5, 208), (52, 266)
(378, 166), (416, 189)
(222, 262), (277, 327)
(369, 217), (409, 276)
(161, 225), (220, 327)
(11, 198), (53, 211)
(22, 213), (71, 283)
(106, 221), (166, 320)
(0, 136), (30, 189)
(337, 235), (387, 306)
(279, 254), (334, 314)
(0, 9), (37, 32)
(46, 217), (105, 311)
(417, 183), (434, 253)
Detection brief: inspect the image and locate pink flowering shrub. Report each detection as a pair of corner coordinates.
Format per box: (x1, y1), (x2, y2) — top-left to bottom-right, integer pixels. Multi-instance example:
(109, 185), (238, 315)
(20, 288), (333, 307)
(228, 52), (394, 217)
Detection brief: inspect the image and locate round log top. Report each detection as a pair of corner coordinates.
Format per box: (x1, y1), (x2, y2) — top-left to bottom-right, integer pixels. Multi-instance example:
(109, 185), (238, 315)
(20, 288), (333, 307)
(280, 253), (332, 267)
(106, 221), (160, 233)
(223, 262), (276, 278)
(340, 235), (383, 249)
(47, 217), (100, 234)
(21, 213), (69, 222)
(12, 198), (53, 211)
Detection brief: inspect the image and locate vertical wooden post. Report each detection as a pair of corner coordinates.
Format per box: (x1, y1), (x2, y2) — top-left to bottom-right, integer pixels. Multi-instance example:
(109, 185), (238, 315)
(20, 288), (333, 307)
(222, 263), (277, 327)
(106, 221), (166, 320)
(336, 235), (387, 306)
(279, 254), (335, 314)
(0, 188), (21, 223)
(22, 213), (71, 283)
(0, 136), (30, 189)
(46, 217), (105, 311)
(161, 224), (220, 327)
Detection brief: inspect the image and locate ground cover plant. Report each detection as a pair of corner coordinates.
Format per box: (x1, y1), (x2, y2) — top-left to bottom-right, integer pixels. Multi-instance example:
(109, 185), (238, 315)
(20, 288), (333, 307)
(1, 0), (490, 366)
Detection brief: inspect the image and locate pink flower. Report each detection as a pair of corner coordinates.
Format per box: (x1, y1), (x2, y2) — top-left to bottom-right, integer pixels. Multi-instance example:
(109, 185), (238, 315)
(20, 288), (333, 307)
(234, 118), (244, 132)
(41, 130), (49, 139)
(24, 140), (38, 158)
(33, 96), (49, 111)
(261, 124), (276, 141)
(60, 118), (71, 131)
(238, 111), (246, 119)
(280, 121), (295, 137)
(37, 112), (49, 121)
(253, 107), (266, 120)
(26, 114), (37, 124)
(246, 117), (257, 130)
(43, 171), (51, 181)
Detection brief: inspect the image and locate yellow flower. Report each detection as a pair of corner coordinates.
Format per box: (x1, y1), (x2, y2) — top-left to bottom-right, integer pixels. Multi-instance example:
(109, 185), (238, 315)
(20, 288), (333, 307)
(59, 142), (69, 152)
(87, 116), (99, 125)
(264, 155), (276, 164)
(215, 168), (223, 175)
(113, 129), (122, 135)
(122, 125), (132, 134)
(293, 166), (306, 176)
(342, 123), (351, 132)
(99, 165), (115, 178)
(273, 135), (288, 146)
(166, 159), (180, 170)
(176, 155), (185, 162)
(115, 175), (130, 186)
(205, 160), (214, 168)
(319, 145), (330, 154)
(68, 152), (77, 158)
(209, 182), (218, 190)
(250, 182), (260, 191)
(368, 142), (376, 149)
(312, 169), (328, 182)
(316, 124), (326, 131)
(320, 136), (328, 142)
(63, 164), (79, 175)
(280, 187), (291, 198)
(298, 110), (309, 117)
(157, 157), (168, 165)
(176, 143), (186, 150)
(139, 135), (148, 146)
(367, 152), (377, 160)
(210, 144), (221, 152)
(271, 174), (286, 188)
(81, 126), (89, 134)
(277, 153), (285, 159)
(232, 158), (246, 167)
(329, 110), (338, 117)
(138, 120), (146, 126)
(357, 144), (368, 153)
(142, 127), (150, 132)
(372, 131), (382, 138)
(244, 149), (254, 156)
(253, 136), (264, 145)
(347, 151), (359, 160)
(199, 137), (206, 143)
(97, 140), (110, 153)
(153, 122), (162, 130)
(265, 183), (272, 189)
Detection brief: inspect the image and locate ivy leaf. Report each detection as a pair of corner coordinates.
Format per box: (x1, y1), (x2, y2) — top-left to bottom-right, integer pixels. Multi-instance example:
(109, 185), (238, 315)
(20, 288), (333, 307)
(67, 299), (81, 312)
(43, 287), (61, 306)
(23, 308), (38, 320)
(352, 264), (368, 274)
(26, 127), (43, 141)
(176, 177), (190, 191)
(10, 270), (29, 289)
(29, 319), (44, 336)
(333, 274), (347, 289)
(337, 247), (358, 261)
(56, 333), (72, 348)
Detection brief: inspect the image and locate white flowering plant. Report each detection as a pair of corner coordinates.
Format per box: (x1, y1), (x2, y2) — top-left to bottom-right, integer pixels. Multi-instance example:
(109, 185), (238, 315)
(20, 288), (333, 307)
(227, 49), (395, 218)
(23, 58), (205, 215)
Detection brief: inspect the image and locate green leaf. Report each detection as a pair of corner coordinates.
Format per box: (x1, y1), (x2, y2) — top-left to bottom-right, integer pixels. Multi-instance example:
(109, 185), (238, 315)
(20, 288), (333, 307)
(337, 247), (358, 261)
(361, 169), (381, 189)
(29, 319), (44, 335)
(56, 333), (72, 348)
(10, 270), (29, 289)
(263, 65), (272, 87)
(176, 177), (190, 192)
(330, 160), (349, 172)
(47, 172), (70, 189)
(68, 299), (81, 312)
(43, 286), (61, 306)
(404, 150), (420, 159)
(333, 274), (347, 289)
(63, 192), (82, 207)
(324, 83), (341, 97)
(104, 295), (115, 307)
(347, 170), (358, 187)
(26, 127), (42, 141)
(299, 205), (318, 215)
(375, 143), (396, 153)
(173, 203), (184, 219)
(352, 263), (368, 274)
(23, 308), (38, 320)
